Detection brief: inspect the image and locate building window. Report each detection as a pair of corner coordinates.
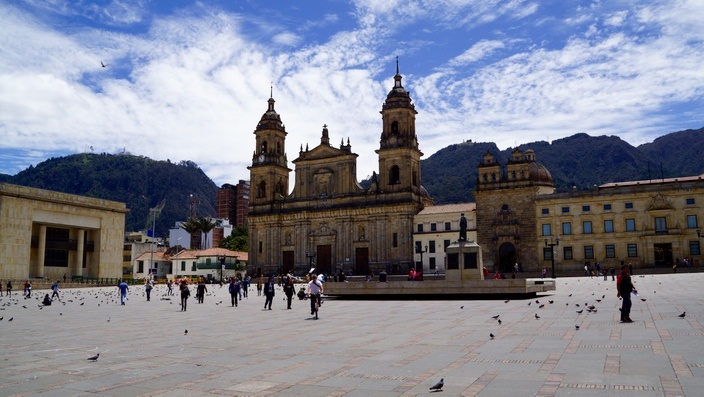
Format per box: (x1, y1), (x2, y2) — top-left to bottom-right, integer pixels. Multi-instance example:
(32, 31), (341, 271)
(691, 241), (701, 256)
(542, 208), (549, 214)
(604, 204), (612, 210)
(604, 220), (614, 233)
(415, 241), (422, 254)
(417, 224), (424, 232)
(584, 245), (594, 259)
(626, 218), (636, 232)
(259, 241), (263, 253)
(625, 202), (633, 209)
(627, 243), (638, 257)
(686, 198), (695, 205)
(655, 217), (667, 234)
(393, 233), (398, 247)
(138, 261), (144, 273)
(430, 223), (437, 232)
(582, 205), (590, 212)
(444, 240), (451, 250)
(429, 241), (436, 253)
(605, 244), (616, 258)
(687, 215), (698, 229)
(181, 261), (185, 271)
(562, 222), (572, 235)
(444, 222), (451, 231)
(543, 247), (553, 261)
(191, 262), (197, 271)
(583, 221), (593, 234)
(563, 246), (573, 260)
(389, 165), (400, 184)
(561, 207), (570, 213)
(542, 224), (552, 236)
(429, 257), (436, 270)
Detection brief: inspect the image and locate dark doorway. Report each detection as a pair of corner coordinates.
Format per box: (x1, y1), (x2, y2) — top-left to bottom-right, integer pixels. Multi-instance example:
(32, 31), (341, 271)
(499, 242), (516, 272)
(282, 251), (294, 274)
(654, 243), (673, 267)
(355, 247), (369, 276)
(316, 245), (332, 275)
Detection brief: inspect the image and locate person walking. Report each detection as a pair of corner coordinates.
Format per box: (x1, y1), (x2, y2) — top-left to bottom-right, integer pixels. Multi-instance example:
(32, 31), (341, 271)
(145, 279), (153, 301)
(610, 266), (616, 281)
(308, 274), (324, 319)
(242, 276), (250, 298)
(118, 280), (129, 305)
(228, 277), (240, 307)
(180, 279), (191, 311)
(256, 275), (263, 296)
(283, 276), (296, 309)
(263, 275), (275, 310)
(196, 280), (207, 304)
(167, 279), (173, 296)
(25, 280), (32, 298)
(617, 265), (636, 323)
(50, 280), (61, 302)
(6, 280), (12, 297)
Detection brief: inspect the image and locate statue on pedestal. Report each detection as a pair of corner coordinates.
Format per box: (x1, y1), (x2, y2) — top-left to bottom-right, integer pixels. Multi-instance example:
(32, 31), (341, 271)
(459, 213), (467, 241)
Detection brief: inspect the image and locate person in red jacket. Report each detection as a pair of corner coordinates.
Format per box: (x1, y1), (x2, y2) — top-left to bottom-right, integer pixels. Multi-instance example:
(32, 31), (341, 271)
(616, 265), (636, 323)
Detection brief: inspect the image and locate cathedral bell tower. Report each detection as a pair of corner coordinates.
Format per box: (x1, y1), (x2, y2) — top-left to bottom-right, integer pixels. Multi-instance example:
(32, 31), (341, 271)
(376, 58), (423, 194)
(248, 91), (291, 210)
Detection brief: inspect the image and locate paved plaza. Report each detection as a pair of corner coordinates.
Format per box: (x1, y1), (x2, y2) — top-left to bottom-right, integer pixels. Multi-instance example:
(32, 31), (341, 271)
(1, 273), (703, 396)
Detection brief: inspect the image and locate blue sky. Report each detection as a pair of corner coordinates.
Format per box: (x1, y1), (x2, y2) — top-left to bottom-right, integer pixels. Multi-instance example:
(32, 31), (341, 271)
(1, 0), (703, 186)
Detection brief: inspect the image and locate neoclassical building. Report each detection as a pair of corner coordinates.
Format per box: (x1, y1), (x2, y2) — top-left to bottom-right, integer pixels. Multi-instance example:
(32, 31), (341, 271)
(0, 183), (128, 280)
(475, 149), (704, 273)
(248, 68), (428, 276)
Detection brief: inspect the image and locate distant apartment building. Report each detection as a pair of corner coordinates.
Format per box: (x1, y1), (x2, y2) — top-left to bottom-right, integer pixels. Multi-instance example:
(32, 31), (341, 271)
(217, 180), (250, 227)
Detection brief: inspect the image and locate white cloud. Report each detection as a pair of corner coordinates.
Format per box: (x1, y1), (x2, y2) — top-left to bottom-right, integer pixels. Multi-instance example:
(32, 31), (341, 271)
(449, 40), (505, 66)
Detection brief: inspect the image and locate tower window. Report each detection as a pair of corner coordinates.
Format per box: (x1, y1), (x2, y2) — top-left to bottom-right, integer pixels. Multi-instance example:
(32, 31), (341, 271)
(261, 141), (268, 153)
(391, 121), (399, 135)
(257, 181), (266, 198)
(389, 166), (400, 184)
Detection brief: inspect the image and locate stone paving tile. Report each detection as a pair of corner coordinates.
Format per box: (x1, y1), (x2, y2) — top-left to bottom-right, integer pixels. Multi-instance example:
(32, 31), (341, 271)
(1, 273), (704, 396)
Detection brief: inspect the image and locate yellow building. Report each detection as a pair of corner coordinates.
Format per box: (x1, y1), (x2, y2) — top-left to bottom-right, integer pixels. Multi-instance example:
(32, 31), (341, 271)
(536, 174), (704, 273)
(413, 203), (476, 273)
(0, 183), (128, 280)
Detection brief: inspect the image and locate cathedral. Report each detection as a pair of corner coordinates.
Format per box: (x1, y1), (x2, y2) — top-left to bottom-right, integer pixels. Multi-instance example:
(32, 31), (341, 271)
(247, 66), (430, 277)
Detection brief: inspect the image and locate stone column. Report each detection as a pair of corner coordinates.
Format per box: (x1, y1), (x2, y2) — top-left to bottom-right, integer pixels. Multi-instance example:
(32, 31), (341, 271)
(74, 229), (84, 277)
(37, 225), (47, 278)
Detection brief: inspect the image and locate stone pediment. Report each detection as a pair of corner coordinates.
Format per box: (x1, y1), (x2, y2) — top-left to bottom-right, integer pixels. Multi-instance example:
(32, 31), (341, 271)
(295, 144), (351, 162)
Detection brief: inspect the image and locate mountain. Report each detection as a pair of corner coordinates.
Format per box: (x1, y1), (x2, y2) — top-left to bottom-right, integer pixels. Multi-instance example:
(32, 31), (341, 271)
(421, 127), (704, 204)
(6, 153), (217, 236)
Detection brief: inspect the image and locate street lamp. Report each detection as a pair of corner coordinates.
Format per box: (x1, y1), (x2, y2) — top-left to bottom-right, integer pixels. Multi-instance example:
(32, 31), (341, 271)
(416, 244), (428, 273)
(544, 237), (560, 279)
(698, 229), (702, 239)
(306, 251), (316, 275)
(218, 254), (226, 283)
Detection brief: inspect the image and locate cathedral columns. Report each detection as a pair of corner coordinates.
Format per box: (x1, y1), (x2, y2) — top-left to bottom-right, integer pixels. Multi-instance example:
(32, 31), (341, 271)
(37, 225), (47, 278)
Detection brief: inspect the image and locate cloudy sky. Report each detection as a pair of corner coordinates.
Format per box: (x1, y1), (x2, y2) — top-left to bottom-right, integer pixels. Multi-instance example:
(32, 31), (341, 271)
(2, 0), (703, 187)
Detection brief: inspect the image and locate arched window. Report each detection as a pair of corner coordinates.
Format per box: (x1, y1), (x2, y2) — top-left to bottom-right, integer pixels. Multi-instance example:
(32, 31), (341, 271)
(389, 165), (400, 185)
(276, 142), (281, 154)
(261, 141), (268, 154)
(276, 181), (285, 196)
(258, 180), (266, 198)
(491, 172), (496, 182)
(391, 121), (399, 135)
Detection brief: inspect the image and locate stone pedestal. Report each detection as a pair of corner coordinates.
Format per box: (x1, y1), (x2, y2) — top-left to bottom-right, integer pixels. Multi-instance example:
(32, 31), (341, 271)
(445, 240), (483, 281)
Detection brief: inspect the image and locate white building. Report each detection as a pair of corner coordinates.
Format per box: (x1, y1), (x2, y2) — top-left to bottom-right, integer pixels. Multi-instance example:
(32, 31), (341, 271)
(413, 203), (477, 274)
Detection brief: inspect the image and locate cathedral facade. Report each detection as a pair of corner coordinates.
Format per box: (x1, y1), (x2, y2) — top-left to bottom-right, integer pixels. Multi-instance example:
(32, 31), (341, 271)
(247, 69), (428, 277)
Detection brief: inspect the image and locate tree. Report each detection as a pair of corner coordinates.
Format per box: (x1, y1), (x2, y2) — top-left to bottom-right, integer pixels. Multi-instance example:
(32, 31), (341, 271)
(220, 226), (248, 252)
(197, 217), (218, 249)
(179, 217), (201, 249)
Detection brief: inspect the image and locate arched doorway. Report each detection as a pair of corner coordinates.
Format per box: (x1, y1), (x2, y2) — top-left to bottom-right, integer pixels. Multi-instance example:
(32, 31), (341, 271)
(498, 242), (516, 273)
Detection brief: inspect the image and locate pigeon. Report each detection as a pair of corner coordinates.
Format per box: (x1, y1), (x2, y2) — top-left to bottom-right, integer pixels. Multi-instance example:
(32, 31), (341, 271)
(596, 299), (602, 303)
(575, 325), (580, 330)
(100, 61), (108, 68)
(539, 304), (545, 308)
(640, 298), (647, 302)
(492, 314), (500, 319)
(490, 333), (495, 339)
(678, 311), (686, 318)
(429, 378), (444, 391)
(602, 295), (606, 299)
(0, 317), (2, 320)
(576, 310), (583, 314)
(184, 329), (188, 335)
(536, 300), (540, 304)
(535, 313), (540, 319)
(8, 317), (12, 322)
(504, 299), (509, 303)
(569, 294), (573, 297)
(548, 300), (554, 304)
(498, 319), (502, 325)
(575, 304), (580, 307)
(87, 353), (99, 361)
(528, 302), (532, 306)
(460, 306), (464, 309)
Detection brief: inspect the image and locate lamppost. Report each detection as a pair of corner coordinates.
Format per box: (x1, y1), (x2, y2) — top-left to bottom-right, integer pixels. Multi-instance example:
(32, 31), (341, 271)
(218, 254), (226, 283)
(698, 229), (702, 239)
(306, 251), (316, 275)
(545, 237), (560, 279)
(416, 244), (428, 273)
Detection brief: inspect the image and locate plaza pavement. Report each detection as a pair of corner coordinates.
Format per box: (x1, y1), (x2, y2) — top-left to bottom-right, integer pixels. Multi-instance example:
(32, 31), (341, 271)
(1, 273), (703, 397)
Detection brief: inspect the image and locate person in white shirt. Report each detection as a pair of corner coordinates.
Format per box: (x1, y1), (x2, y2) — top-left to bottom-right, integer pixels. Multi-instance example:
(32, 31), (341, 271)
(308, 274), (324, 319)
